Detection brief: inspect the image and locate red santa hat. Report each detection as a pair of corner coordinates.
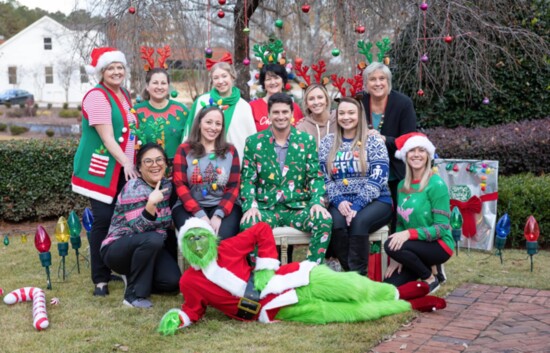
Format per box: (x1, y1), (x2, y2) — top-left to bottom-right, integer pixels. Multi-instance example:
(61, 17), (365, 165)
(86, 47), (127, 79)
(394, 132), (436, 161)
(177, 217), (216, 246)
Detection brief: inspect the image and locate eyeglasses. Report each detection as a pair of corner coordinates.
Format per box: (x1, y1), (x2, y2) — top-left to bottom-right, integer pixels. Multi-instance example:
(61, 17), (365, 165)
(142, 157), (166, 167)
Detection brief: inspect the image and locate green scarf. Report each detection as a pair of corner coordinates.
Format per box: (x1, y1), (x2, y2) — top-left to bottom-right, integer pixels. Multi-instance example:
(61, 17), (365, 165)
(209, 86), (241, 134)
(185, 87), (241, 138)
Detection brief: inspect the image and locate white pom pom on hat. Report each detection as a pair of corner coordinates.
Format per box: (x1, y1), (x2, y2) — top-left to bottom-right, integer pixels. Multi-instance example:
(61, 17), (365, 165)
(86, 47), (127, 79)
(394, 132), (436, 161)
(177, 217), (216, 249)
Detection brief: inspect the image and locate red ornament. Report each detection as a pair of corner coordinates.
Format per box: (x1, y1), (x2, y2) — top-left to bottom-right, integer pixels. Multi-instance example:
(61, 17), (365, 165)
(301, 4), (310, 13)
(254, 73), (260, 79)
(295, 57), (303, 66)
(128, 6), (136, 14)
(218, 0), (226, 4)
(452, 164), (459, 172)
(243, 58), (250, 66)
(284, 83), (292, 91)
(355, 25), (365, 34)
(444, 35), (453, 43)
(417, 89), (425, 96)
(218, 10), (225, 18)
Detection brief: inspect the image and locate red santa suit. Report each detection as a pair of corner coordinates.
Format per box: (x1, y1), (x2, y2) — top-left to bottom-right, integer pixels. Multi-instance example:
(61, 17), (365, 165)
(177, 222), (317, 327)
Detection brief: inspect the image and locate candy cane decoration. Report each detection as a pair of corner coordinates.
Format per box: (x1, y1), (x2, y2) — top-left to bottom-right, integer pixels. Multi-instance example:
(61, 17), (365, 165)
(3, 287), (49, 330)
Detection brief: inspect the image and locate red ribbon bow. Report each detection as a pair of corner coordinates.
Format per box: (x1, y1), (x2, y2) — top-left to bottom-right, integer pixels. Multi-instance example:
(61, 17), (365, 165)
(450, 196), (482, 238)
(206, 53), (233, 71)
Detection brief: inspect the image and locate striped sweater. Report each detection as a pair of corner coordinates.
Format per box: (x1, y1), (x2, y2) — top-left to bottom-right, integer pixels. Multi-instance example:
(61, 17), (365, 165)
(101, 177), (172, 248)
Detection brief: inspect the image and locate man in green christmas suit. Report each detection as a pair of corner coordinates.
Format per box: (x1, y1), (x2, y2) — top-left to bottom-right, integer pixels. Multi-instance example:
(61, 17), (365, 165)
(240, 93), (332, 264)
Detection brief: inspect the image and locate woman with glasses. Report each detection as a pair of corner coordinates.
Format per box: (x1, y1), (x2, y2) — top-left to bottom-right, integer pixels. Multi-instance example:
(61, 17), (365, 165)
(100, 143), (181, 309)
(172, 106), (242, 240)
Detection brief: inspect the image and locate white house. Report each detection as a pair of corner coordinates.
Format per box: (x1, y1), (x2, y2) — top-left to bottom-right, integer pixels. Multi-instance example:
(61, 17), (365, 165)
(0, 16), (96, 105)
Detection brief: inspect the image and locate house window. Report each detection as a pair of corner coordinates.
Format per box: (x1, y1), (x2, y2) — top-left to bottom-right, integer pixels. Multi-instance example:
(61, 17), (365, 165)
(8, 66), (17, 84)
(80, 66), (89, 83)
(44, 37), (52, 50)
(45, 67), (54, 84)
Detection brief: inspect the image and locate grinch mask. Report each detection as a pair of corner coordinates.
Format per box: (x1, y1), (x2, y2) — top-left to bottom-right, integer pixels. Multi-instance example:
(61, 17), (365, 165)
(181, 227), (218, 269)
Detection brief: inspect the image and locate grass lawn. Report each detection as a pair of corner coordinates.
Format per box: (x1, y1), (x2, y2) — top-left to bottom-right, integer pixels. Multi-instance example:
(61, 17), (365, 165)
(1, 236), (548, 353)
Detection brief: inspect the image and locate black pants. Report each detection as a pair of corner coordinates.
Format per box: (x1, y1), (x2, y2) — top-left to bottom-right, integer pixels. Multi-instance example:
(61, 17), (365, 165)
(328, 201), (392, 274)
(172, 204), (242, 241)
(388, 179), (400, 234)
(101, 232), (181, 300)
(383, 239), (451, 287)
(89, 173), (126, 284)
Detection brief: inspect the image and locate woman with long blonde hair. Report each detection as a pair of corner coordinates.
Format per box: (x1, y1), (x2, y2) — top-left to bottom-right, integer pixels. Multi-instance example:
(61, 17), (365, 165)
(318, 97), (392, 275)
(384, 133), (453, 294)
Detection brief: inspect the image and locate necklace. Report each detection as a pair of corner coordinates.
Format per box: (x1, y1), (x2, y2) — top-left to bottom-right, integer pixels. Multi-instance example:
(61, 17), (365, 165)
(368, 96), (387, 131)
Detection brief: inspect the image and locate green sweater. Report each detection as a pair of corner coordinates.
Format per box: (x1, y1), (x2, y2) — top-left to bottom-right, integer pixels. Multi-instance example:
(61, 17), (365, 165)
(396, 174), (454, 255)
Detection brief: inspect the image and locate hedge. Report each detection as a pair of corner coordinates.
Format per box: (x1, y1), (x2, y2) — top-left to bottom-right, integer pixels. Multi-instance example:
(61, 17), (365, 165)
(0, 138), (87, 222)
(0, 140), (548, 251)
(498, 174), (549, 249)
(425, 118), (550, 176)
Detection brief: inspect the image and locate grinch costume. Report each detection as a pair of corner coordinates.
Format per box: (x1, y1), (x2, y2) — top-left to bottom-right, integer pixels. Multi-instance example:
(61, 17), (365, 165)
(158, 218), (446, 335)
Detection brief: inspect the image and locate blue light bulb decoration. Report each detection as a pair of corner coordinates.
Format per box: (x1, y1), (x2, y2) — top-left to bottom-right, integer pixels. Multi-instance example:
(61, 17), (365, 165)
(495, 213), (510, 264)
(82, 207), (94, 245)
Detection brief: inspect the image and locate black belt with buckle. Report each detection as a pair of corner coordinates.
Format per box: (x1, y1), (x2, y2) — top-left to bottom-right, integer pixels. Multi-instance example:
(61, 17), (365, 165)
(236, 273), (262, 320)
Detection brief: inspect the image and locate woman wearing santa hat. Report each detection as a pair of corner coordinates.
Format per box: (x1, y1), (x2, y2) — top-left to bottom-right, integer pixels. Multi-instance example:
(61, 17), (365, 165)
(383, 132), (453, 294)
(72, 47), (138, 297)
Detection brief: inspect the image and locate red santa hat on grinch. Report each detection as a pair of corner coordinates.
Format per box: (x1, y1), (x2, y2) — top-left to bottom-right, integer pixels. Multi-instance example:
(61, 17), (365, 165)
(394, 132), (436, 161)
(86, 47), (127, 79)
(177, 217), (216, 249)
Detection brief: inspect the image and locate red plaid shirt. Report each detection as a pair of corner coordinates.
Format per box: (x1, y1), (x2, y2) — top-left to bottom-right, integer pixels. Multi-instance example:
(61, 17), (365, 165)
(173, 143), (240, 217)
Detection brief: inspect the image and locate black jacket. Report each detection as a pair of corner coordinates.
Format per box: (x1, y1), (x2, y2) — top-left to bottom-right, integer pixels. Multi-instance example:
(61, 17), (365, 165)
(360, 90), (417, 180)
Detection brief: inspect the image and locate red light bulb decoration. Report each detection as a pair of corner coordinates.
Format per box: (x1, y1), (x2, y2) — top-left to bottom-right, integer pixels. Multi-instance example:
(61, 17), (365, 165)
(355, 25), (365, 34)
(34, 225), (52, 290)
(524, 216), (539, 272)
(301, 4), (310, 13)
(218, 0), (226, 4)
(218, 10), (225, 18)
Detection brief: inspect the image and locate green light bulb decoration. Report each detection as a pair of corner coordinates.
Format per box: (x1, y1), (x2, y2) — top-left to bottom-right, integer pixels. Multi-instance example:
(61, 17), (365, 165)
(68, 210), (82, 274)
(450, 206), (463, 256)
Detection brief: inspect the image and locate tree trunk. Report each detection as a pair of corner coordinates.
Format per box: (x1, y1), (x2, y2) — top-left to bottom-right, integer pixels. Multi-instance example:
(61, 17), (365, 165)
(234, 0), (261, 101)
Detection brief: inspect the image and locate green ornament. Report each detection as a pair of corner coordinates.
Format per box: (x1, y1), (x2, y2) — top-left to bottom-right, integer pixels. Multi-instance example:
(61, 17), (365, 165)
(446, 163), (453, 171)
(170, 91), (178, 98)
(275, 19), (283, 28)
(209, 153), (216, 160)
(4, 235), (9, 246)
(331, 48), (340, 57)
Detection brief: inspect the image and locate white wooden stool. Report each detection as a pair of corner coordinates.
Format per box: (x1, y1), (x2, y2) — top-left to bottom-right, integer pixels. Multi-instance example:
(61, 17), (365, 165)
(272, 225), (389, 275)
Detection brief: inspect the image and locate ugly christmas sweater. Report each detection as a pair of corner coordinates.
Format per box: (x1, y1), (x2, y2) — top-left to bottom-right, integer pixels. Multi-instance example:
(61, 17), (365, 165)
(318, 134), (392, 211)
(396, 174), (454, 255)
(133, 100), (189, 159)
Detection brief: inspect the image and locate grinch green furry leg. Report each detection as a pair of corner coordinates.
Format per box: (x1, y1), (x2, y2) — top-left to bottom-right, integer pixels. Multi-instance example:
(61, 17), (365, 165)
(300, 265), (399, 303)
(276, 299), (411, 324)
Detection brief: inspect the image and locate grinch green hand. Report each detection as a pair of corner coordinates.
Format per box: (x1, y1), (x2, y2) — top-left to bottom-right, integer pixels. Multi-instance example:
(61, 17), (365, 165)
(253, 269), (275, 291)
(158, 309), (183, 336)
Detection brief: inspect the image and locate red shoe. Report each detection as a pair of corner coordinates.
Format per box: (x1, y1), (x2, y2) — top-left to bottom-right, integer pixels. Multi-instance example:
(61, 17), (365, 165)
(408, 295), (447, 312)
(397, 281), (429, 300)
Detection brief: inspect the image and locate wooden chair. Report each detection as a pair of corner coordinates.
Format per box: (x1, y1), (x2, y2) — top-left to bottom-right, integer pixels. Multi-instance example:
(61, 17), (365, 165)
(273, 226), (390, 275)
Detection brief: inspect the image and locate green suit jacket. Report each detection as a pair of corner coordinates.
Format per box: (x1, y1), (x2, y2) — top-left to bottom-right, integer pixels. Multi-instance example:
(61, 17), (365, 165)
(241, 127), (326, 211)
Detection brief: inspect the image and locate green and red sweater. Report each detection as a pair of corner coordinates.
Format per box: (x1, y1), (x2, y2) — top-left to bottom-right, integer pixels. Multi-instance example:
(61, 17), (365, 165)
(396, 174), (454, 255)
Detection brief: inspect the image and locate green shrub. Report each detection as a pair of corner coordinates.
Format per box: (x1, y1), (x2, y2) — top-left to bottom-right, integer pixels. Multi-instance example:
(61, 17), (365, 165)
(6, 109), (22, 118)
(498, 174), (549, 249)
(45, 128), (55, 137)
(9, 125), (29, 135)
(0, 138), (87, 221)
(59, 109), (81, 118)
(62, 102), (69, 110)
(18, 103), (25, 109)
(47, 103), (52, 109)
(0, 123), (6, 131)
(426, 118), (550, 176)
(5, 102), (11, 109)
